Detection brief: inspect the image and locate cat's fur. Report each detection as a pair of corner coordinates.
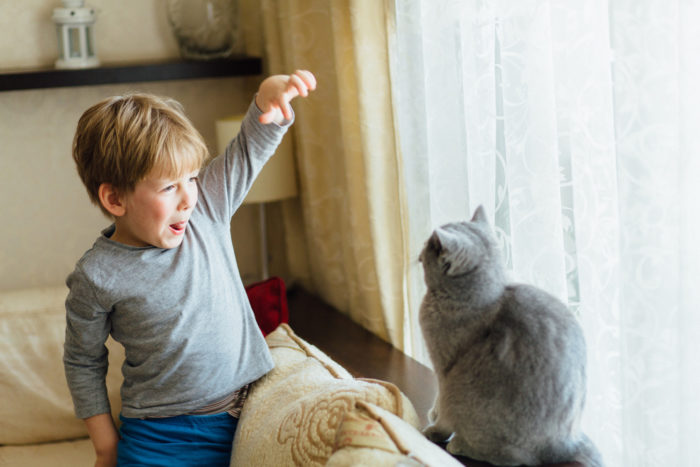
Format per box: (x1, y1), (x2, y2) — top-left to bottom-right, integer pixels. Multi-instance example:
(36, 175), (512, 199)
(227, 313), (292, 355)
(419, 206), (603, 467)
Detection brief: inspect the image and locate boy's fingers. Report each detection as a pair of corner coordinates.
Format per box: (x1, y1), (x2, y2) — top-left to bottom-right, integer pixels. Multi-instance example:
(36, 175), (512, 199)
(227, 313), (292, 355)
(288, 74), (307, 97)
(281, 101), (293, 121)
(259, 103), (290, 124)
(258, 111), (274, 124)
(295, 70), (317, 90)
(258, 70), (315, 124)
(258, 105), (280, 124)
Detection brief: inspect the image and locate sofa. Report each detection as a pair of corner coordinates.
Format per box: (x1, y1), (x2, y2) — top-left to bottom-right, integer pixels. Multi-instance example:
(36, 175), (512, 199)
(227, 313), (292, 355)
(0, 284), (460, 466)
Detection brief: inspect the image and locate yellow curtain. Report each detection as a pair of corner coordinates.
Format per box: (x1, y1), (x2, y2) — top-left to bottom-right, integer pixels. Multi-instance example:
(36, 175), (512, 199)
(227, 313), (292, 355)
(260, 0), (408, 349)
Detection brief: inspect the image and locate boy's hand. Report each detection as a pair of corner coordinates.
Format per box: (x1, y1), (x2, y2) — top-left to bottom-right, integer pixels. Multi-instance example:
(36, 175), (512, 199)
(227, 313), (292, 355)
(84, 413), (119, 467)
(95, 450), (118, 467)
(256, 70), (317, 125)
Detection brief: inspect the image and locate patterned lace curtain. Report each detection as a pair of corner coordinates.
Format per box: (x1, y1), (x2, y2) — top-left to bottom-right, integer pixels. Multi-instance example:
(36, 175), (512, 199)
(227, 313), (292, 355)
(389, 0), (700, 465)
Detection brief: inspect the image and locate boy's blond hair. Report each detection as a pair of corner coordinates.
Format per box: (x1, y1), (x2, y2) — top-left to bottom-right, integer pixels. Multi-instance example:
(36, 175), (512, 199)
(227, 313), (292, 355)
(73, 93), (209, 217)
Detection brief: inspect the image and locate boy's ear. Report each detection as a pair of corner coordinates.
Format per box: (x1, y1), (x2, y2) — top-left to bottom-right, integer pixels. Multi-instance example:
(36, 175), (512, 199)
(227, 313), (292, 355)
(98, 183), (126, 217)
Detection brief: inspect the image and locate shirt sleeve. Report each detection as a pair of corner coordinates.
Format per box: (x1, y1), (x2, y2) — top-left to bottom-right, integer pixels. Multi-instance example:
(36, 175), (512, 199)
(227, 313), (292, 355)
(196, 97), (294, 223)
(63, 267), (112, 419)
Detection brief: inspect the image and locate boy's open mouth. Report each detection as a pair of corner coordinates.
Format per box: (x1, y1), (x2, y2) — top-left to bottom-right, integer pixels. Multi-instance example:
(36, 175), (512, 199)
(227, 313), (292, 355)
(169, 221), (187, 235)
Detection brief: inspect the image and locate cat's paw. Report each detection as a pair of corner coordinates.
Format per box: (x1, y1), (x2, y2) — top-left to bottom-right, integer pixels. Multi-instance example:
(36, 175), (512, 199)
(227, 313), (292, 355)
(446, 435), (472, 456)
(423, 424), (452, 443)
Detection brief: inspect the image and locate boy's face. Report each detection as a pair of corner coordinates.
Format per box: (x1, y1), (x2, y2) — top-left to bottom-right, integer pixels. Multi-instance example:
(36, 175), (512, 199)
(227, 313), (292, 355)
(111, 169), (199, 249)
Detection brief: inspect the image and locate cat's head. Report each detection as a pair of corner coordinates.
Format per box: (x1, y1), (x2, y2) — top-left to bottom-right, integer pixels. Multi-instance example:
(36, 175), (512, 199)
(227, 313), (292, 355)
(419, 206), (503, 288)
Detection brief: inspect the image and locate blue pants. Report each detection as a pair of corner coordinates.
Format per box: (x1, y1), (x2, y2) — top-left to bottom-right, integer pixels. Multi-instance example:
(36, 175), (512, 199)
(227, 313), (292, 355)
(117, 413), (238, 467)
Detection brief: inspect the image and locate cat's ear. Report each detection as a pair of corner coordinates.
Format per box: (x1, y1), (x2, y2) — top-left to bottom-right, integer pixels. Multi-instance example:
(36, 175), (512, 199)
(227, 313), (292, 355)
(426, 232), (443, 256)
(471, 205), (489, 225)
(434, 227), (475, 276)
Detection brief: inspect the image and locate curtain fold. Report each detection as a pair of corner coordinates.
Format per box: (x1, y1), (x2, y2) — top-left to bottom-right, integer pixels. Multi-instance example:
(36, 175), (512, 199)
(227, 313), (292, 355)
(260, 0), (408, 348)
(390, 0), (700, 465)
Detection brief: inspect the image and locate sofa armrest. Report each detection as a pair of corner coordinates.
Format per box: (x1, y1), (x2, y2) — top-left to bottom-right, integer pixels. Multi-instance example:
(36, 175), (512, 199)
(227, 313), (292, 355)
(286, 287), (436, 429)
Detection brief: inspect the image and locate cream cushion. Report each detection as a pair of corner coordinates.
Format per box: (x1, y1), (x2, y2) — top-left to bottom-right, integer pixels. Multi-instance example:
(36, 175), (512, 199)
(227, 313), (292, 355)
(231, 324), (419, 466)
(231, 324), (459, 467)
(0, 286), (123, 445)
(327, 402), (463, 466)
(0, 438), (94, 466)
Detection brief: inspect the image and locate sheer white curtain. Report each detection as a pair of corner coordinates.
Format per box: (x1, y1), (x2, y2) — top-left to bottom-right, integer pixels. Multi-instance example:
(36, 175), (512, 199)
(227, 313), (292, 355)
(389, 0), (700, 465)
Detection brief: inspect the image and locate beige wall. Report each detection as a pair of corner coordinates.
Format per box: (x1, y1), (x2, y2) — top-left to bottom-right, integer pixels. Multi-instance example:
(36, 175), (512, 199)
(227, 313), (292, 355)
(0, 0), (270, 290)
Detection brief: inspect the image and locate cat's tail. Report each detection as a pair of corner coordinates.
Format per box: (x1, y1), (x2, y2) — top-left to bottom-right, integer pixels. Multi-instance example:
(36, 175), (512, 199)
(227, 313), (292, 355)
(572, 433), (604, 467)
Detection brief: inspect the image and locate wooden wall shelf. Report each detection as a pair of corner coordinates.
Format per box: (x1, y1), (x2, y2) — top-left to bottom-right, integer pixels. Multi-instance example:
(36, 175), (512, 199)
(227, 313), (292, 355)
(0, 56), (262, 92)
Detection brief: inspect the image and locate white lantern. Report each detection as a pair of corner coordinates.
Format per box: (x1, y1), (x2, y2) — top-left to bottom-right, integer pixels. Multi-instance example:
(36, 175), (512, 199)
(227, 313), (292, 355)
(53, 0), (99, 69)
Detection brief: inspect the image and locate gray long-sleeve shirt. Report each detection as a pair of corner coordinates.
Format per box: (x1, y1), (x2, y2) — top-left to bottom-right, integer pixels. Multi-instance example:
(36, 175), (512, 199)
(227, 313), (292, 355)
(64, 99), (288, 419)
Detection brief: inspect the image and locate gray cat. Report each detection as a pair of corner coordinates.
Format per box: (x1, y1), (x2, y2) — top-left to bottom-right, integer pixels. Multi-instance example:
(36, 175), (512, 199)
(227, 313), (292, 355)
(419, 206), (603, 467)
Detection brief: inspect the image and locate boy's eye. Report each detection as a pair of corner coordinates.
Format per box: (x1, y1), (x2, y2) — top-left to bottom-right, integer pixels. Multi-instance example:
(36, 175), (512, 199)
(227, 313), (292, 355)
(189, 176), (198, 183)
(163, 185), (175, 192)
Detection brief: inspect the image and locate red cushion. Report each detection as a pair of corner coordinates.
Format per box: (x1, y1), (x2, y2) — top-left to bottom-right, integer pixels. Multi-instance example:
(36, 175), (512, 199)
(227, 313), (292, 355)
(245, 277), (289, 336)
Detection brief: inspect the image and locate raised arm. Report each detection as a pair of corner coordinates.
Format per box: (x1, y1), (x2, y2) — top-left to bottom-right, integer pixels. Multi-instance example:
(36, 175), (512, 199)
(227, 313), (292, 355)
(196, 70), (316, 219)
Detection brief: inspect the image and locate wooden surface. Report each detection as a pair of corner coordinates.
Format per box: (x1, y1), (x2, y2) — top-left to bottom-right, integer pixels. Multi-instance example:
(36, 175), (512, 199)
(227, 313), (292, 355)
(287, 287), (582, 467)
(0, 57), (261, 92)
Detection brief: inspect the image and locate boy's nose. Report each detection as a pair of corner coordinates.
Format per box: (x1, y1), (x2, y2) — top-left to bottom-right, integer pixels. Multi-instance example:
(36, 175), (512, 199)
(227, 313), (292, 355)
(179, 185), (197, 210)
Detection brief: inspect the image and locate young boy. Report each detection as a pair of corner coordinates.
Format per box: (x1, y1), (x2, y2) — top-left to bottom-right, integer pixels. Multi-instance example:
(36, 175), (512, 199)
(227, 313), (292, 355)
(64, 70), (316, 467)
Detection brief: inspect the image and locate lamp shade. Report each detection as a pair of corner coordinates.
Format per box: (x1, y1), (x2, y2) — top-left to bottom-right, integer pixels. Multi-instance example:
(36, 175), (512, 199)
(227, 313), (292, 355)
(215, 116), (298, 203)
